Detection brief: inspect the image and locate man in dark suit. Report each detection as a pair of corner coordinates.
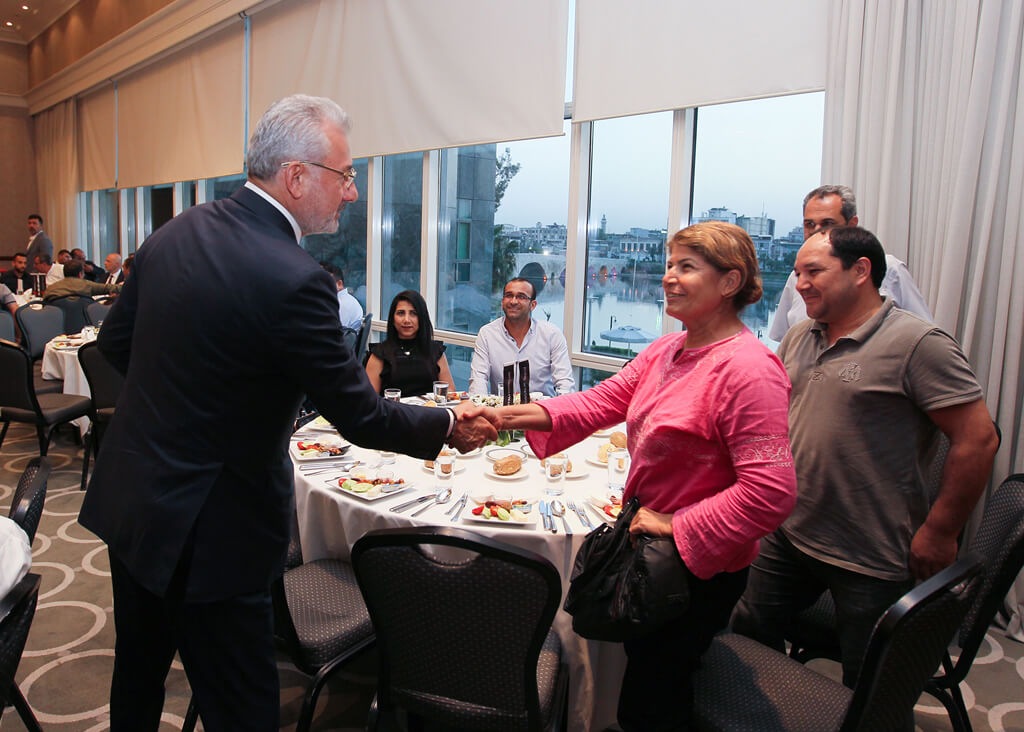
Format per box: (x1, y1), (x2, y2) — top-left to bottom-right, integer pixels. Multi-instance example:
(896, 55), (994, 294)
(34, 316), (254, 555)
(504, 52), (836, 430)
(78, 94), (497, 731)
(25, 214), (53, 275)
(102, 253), (126, 285)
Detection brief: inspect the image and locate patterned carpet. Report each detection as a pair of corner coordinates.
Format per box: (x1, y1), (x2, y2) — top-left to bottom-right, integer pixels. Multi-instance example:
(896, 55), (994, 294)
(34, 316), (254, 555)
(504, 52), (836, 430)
(1, 420), (1022, 731)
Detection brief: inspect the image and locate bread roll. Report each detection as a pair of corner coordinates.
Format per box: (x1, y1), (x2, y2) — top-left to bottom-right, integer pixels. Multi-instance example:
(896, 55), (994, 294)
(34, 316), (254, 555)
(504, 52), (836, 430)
(610, 431), (627, 448)
(493, 455), (523, 476)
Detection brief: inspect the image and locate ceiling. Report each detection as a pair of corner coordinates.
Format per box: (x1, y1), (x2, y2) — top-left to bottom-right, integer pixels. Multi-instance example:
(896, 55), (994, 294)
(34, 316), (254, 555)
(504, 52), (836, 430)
(0, 0), (78, 44)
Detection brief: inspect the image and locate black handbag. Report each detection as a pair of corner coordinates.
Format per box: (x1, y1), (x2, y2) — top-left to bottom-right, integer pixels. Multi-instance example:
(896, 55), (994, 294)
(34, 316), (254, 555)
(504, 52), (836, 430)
(563, 497), (691, 641)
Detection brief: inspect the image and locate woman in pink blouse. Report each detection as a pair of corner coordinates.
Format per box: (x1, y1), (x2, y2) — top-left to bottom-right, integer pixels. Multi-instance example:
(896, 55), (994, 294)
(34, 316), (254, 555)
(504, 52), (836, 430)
(496, 221), (797, 731)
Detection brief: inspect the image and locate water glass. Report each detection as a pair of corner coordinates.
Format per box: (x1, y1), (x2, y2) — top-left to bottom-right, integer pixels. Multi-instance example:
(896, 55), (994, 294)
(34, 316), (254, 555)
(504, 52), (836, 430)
(433, 453), (456, 487)
(432, 381), (449, 405)
(607, 448), (630, 493)
(544, 454), (567, 496)
(379, 389), (401, 463)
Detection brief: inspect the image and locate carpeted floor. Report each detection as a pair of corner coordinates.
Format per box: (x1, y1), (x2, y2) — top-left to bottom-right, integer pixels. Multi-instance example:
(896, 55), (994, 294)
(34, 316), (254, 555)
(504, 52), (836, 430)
(1, 420), (1022, 731)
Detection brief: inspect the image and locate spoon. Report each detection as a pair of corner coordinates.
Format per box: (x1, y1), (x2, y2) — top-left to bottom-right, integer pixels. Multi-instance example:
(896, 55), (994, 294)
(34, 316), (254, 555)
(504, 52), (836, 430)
(412, 486), (453, 517)
(549, 499), (572, 535)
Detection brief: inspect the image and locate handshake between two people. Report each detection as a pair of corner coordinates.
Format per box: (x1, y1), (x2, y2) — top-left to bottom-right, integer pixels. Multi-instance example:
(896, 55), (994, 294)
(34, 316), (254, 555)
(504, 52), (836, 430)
(446, 402), (503, 454)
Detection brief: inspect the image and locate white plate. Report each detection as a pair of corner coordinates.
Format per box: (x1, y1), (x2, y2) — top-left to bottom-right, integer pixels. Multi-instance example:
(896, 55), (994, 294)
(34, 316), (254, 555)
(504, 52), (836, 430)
(484, 470), (528, 482)
(290, 438), (352, 462)
(584, 456), (609, 468)
(462, 513), (536, 528)
(536, 464), (589, 480)
(521, 444), (536, 457)
(421, 463), (466, 475)
(304, 416), (337, 433)
(485, 447), (527, 462)
(329, 478), (414, 501)
(585, 501), (617, 524)
(455, 447), (482, 458)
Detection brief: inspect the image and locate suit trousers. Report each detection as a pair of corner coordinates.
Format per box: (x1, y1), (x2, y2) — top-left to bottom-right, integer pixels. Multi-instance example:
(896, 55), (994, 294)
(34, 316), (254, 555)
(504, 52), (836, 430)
(108, 547), (279, 732)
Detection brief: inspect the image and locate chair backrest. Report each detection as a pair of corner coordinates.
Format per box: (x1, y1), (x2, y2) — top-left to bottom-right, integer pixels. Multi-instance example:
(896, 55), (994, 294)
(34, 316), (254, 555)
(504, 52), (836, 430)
(86, 301), (111, 326)
(14, 304), (63, 360)
(47, 295), (91, 335)
(0, 339), (40, 415)
(355, 312), (373, 364)
(8, 457), (49, 544)
(352, 527), (561, 732)
(952, 475), (1024, 674)
(0, 312), (14, 343)
(77, 342), (124, 410)
(0, 573), (41, 701)
(841, 555), (983, 732)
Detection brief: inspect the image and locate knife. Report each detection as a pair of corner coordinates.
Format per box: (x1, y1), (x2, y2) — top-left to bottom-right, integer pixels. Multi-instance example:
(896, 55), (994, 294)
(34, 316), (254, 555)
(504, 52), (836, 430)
(444, 493), (464, 516)
(542, 500), (557, 534)
(450, 495), (468, 522)
(390, 494), (433, 513)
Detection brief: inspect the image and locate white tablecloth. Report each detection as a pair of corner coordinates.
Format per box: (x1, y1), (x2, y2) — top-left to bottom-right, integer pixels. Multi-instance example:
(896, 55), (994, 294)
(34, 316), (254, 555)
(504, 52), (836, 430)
(293, 427), (628, 732)
(40, 337), (92, 437)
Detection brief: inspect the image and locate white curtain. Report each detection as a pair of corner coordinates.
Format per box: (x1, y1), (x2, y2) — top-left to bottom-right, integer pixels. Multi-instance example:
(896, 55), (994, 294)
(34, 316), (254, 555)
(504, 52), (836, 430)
(33, 99), (79, 252)
(249, 0), (567, 159)
(78, 83), (116, 192)
(573, 0), (827, 122)
(822, 0), (1024, 637)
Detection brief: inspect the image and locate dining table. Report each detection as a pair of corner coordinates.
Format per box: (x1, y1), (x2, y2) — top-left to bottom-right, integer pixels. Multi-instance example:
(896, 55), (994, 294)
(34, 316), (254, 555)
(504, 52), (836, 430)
(292, 411), (630, 732)
(40, 330), (97, 437)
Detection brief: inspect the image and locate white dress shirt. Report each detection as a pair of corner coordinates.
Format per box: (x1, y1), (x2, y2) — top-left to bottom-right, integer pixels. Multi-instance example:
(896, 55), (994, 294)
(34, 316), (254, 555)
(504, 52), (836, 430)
(769, 253), (934, 341)
(106, 268), (123, 285)
(243, 181), (302, 243)
(45, 262), (65, 286)
(336, 289), (364, 329)
(469, 317), (575, 397)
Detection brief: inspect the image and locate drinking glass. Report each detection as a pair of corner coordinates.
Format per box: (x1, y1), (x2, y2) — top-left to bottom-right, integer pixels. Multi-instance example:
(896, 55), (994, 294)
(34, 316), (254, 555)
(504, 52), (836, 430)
(433, 453), (456, 489)
(432, 381), (449, 405)
(379, 389), (401, 464)
(607, 448), (630, 493)
(544, 454), (567, 496)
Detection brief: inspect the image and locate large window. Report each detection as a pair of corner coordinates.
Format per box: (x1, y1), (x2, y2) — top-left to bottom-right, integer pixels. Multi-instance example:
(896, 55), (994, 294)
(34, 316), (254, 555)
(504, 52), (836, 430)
(303, 158), (370, 312)
(691, 93), (824, 349)
(381, 152), (423, 312)
(208, 174), (246, 201)
(96, 189), (120, 259)
(436, 123), (570, 335)
(583, 112), (672, 357)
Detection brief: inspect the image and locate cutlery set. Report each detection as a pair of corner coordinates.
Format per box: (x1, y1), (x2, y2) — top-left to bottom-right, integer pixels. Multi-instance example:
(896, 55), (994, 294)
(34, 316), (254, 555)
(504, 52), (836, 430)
(385, 489), (596, 532)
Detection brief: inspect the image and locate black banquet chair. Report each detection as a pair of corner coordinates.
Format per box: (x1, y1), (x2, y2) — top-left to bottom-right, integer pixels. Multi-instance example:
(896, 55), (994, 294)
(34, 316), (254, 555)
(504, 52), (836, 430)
(0, 339), (92, 456)
(0, 573), (43, 732)
(46, 294), (92, 335)
(352, 527), (569, 732)
(14, 304), (62, 361)
(9, 457), (50, 544)
(693, 555), (983, 732)
(0, 312), (14, 343)
(85, 300), (111, 326)
(77, 342), (125, 490)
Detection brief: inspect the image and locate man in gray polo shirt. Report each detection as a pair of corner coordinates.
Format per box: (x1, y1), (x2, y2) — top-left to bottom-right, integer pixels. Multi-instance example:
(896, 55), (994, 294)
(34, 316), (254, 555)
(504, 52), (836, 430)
(733, 226), (998, 686)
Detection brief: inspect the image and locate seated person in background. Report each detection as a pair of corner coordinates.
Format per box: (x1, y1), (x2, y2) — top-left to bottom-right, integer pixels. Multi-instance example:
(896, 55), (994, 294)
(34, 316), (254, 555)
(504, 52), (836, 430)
(733, 226), (998, 688)
(1, 253), (31, 294)
(123, 254), (134, 279)
(34, 253), (64, 287)
(492, 223), (797, 731)
(56, 249), (71, 265)
(320, 261), (363, 328)
(70, 248), (103, 282)
(769, 184), (933, 341)
(0, 283), (18, 318)
(44, 260), (122, 301)
(103, 253), (125, 285)
(365, 290), (455, 397)
(468, 277), (574, 397)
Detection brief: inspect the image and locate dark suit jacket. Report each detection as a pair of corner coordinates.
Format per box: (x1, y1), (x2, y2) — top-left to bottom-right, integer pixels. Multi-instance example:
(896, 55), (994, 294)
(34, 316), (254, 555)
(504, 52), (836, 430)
(78, 185), (450, 602)
(0, 270), (30, 294)
(25, 232), (52, 275)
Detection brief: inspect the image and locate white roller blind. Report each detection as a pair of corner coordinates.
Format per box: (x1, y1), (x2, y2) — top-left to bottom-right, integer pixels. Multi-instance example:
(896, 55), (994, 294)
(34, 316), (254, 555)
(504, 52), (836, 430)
(250, 0), (567, 158)
(573, 0), (828, 122)
(78, 84), (116, 192)
(117, 21), (245, 188)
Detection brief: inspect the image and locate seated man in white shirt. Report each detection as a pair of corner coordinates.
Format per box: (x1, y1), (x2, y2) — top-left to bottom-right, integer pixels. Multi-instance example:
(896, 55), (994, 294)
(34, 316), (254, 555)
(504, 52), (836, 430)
(320, 262), (364, 329)
(769, 184), (933, 342)
(34, 253), (65, 286)
(469, 277), (575, 397)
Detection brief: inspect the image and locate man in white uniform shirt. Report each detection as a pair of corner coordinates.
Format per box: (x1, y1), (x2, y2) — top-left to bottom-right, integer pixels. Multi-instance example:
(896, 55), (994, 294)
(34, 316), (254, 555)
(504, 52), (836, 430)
(769, 185), (933, 342)
(33, 254), (65, 287)
(469, 277), (574, 397)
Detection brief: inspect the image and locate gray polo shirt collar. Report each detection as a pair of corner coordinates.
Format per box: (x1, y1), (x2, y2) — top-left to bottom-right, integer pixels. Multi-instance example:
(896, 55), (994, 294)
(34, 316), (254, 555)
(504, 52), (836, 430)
(810, 297), (895, 354)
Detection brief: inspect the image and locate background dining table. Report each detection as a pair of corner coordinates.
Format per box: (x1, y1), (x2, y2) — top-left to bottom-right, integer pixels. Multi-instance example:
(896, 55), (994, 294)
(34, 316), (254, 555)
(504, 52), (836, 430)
(40, 331), (95, 437)
(292, 416), (630, 732)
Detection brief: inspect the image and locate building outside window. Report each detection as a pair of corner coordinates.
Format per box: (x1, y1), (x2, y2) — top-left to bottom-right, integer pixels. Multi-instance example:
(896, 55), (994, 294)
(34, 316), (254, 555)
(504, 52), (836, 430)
(382, 152), (423, 310)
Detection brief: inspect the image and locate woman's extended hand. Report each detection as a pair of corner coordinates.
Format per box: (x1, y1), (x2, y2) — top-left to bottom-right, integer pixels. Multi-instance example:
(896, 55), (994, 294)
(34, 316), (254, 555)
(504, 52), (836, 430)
(629, 507), (674, 538)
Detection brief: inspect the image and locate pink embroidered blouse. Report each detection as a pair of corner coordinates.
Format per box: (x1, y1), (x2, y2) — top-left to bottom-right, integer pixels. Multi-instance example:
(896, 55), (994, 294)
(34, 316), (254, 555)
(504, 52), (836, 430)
(526, 328), (796, 579)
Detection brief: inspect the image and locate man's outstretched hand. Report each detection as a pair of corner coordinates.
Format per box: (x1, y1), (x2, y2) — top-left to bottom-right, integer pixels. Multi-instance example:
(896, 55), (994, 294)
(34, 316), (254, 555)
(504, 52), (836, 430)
(447, 402), (501, 452)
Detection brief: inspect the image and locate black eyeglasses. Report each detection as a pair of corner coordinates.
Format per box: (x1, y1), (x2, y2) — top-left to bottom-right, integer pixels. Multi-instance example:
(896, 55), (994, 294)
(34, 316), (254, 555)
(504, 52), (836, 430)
(502, 292), (534, 302)
(280, 160), (357, 189)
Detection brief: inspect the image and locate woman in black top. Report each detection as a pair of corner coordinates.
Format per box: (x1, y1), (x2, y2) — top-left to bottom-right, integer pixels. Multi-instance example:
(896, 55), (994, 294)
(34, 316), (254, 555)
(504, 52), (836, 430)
(365, 290), (456, 397)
